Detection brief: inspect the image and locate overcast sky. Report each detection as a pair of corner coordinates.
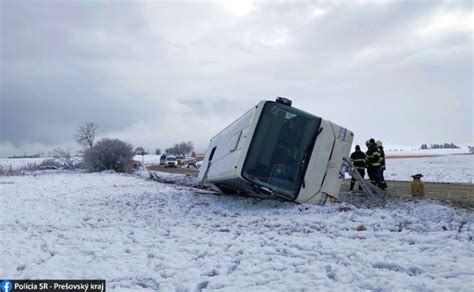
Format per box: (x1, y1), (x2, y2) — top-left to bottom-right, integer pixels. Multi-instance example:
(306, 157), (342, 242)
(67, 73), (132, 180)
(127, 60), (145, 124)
(1, 0), (472, 157)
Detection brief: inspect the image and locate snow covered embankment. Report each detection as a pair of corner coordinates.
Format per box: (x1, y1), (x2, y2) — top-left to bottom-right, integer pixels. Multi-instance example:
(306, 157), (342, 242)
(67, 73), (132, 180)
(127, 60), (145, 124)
(385, 154), (473, 183)
(1, 172), (473, 291)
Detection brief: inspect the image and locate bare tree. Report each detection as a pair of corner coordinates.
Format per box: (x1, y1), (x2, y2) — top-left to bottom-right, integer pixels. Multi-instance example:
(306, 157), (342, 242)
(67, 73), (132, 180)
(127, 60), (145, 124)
(53, 148), (76, 169)
(75, 122), (98, 148)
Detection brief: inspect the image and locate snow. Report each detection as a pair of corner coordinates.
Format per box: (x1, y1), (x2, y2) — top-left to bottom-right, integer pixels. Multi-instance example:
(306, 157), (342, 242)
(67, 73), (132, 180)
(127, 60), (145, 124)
(385, 154), (473, 184)
(385, 147), (470, 157)
(144, 170), (197, 187)
(1, 171), (473, 291)
(0, 154), (188, 169)
(0, 158), (46, 169)
(133, 155), (162, 166)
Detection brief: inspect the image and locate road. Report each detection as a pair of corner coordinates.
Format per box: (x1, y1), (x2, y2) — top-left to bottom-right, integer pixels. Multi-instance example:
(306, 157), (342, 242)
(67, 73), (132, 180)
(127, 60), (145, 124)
(341, 180), (473, 209)
(147, 164), (199, 176)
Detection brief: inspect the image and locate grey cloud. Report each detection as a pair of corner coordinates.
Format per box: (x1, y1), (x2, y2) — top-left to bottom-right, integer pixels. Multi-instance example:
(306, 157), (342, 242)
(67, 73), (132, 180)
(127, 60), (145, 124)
(0, 0), (472, 157)
(1, 0), (158, 147)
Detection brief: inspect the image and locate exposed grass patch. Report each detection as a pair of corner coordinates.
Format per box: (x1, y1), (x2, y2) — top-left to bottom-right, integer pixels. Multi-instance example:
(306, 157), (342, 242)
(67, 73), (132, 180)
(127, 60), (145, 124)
(0, 162), (41, 176)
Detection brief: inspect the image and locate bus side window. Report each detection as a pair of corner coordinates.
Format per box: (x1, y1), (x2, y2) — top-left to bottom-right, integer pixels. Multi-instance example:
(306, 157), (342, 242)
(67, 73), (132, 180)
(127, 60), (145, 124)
(209, 147), (217, 161)
(229, 131), (243, 152)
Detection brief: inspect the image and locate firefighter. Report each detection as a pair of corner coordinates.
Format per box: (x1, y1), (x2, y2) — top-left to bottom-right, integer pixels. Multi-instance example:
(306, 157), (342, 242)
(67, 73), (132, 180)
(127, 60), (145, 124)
(365, 140), (374, 182)
(350, 145), (366, 191)
(411, 174), (425, 197)
(376, 140), (387, 189)
(365, 138), (383, 188)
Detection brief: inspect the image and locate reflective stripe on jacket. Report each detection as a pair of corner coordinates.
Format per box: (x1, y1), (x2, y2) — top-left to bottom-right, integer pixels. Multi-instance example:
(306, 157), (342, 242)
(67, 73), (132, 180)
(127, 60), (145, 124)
(366, 144), (381, 167)
(378, 146), (386, 170)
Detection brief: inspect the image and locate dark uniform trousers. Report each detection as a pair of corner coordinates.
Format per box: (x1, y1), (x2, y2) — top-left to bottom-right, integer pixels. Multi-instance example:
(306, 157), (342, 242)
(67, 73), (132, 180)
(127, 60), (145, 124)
(350, 151), (366, 191)
(350, 168), (365, 191)
(366, 145), (383, 188)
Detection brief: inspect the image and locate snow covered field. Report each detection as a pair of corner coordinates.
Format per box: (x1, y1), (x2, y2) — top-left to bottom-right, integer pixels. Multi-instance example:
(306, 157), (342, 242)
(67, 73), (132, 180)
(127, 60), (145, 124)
(385, 147), (470, 157)
(385, 155), (474, 184)
(0, 158), (46, 170)
(133, 155), (162, 166)
(1, 171), (473, 291)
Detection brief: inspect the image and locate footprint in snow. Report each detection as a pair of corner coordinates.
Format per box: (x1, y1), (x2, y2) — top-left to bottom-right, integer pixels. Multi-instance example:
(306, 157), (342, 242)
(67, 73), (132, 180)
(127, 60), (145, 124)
(195, 281), (209, 292)
(17, 265), (26, 271)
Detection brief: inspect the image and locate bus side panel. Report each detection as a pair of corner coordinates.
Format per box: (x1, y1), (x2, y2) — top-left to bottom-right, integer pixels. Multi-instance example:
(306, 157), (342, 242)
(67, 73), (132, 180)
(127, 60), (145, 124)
(198, 102), (264, 183)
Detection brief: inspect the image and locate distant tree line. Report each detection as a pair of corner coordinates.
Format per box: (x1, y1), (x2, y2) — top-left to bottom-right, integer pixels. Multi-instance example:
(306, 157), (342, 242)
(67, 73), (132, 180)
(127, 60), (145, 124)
(133, 147), (161, 155)
(165, 141), (194, 155)
(420, 143), (460, 150)
(133, 142), (194, 156)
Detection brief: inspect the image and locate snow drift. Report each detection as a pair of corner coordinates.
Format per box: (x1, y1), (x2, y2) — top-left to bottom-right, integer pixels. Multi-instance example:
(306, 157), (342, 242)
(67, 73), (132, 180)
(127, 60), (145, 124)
(0, 172), (472, 291)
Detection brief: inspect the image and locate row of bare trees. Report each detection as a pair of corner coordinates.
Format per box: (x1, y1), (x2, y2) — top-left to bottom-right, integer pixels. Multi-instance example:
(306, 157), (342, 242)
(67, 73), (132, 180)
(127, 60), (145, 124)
(135, 142), (194, 156)
(133, 147), (162, 155)
(165, 141), (194, 156)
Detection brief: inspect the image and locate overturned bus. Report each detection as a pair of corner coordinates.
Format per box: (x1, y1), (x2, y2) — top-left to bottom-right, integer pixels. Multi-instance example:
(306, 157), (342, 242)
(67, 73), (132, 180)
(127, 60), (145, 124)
(197, 97), (353, 205)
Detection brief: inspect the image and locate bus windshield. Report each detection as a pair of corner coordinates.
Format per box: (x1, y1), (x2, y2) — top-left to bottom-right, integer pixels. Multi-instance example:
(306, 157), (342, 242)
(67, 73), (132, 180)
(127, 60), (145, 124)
(242, 102), (322, 200)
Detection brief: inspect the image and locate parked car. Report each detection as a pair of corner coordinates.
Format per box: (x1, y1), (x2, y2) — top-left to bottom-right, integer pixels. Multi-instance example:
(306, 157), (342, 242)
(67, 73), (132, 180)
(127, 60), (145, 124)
(165, 155), (178, 168)
(176, 155), (185, 165)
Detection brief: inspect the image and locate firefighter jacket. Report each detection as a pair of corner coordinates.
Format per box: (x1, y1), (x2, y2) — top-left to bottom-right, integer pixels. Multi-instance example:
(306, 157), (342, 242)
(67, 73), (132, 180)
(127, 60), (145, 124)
(366, 144), (381, 168)
(378, 146), (386, 171)
(411, 179), (425, 197)
(350, 150), (366, 170)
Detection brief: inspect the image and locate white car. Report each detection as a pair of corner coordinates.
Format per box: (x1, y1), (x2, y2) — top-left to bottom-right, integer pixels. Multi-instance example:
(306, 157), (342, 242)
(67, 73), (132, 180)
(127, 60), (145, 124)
(176, 155), (185, 165)
(165, 156), (178, 168)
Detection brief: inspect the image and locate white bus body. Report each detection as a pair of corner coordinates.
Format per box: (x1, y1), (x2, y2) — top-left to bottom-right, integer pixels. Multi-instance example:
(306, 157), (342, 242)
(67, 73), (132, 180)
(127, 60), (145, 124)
(197, 98), (354, 205)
